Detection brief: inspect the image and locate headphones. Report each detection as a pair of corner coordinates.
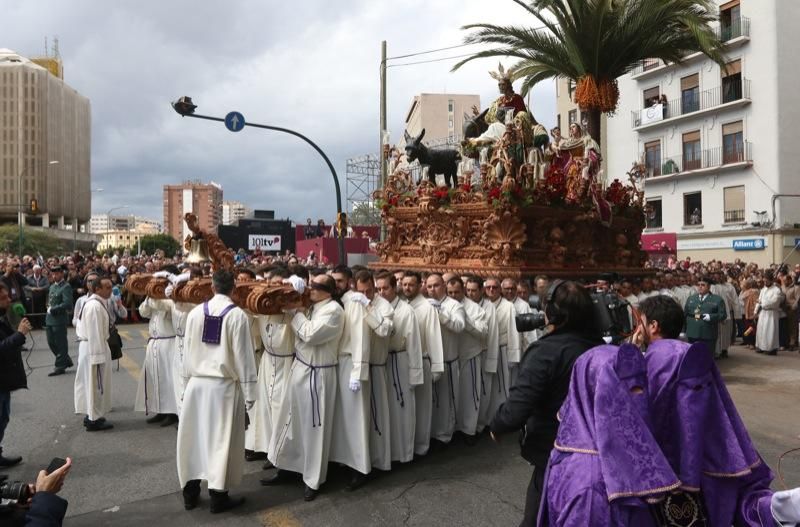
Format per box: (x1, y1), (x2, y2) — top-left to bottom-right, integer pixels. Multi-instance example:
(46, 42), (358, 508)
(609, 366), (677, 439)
(544, 279), (567, 326)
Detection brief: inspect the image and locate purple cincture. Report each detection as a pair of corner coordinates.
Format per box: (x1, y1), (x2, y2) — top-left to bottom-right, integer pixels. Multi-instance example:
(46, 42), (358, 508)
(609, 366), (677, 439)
(201, 302), (236, 345)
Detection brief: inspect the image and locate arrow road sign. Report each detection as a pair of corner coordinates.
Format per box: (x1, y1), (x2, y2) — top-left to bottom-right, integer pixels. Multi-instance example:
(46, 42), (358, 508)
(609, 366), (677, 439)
(225, 111), (245, 132)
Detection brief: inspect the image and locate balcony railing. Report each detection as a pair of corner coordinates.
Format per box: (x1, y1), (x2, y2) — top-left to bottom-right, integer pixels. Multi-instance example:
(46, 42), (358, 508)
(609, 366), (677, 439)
(631, 79), (750, 128)
(642, 141), (753, 178)
(629, 17), (750, 76)
(724, 209), (745, 223)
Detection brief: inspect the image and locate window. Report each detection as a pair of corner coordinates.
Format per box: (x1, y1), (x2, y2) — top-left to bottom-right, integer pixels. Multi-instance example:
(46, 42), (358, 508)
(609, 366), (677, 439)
(645, 198), (663, 229)
(722, 121), (745, 164)
(722, 59), (742, 103)
(556, 113), (561, 133)
(723, 185), (745, 223)
(644, 140), (661, 177)
(681, 74), (700, 114)
(568, 79), (576, 99)
(643, 86), (660, 107)
(447, 100), (454, 113)
(720, 0), (741, 41)
(682, 131), (702, 171)
(684, 192), (702, 225)
(568, 109), (578, 126)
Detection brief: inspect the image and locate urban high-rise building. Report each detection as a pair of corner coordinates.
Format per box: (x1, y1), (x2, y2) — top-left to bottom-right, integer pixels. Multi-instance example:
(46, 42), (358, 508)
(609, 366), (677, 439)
(0, 48), (91, 232)
(90, 214), (161, 234)
(221, 200), (250, 225)
(163, 181), (223, 242)
(402, 93), (481, 144)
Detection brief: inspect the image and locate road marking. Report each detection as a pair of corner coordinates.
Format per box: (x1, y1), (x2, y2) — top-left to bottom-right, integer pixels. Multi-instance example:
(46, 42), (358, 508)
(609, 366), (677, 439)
(119, 354), (141, 380)
(139, 329), (150, 340)
(118, 329), (133, 342)
(260, 508), (302, 527)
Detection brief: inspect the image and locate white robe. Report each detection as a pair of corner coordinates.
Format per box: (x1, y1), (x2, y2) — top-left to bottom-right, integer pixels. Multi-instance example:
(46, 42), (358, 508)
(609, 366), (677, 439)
(457, 298), (486, 436)
(712, 283), (736, 353)
(134, 297), (178, 415)
(477, 298), (500, 432)
(170, 302), (192, 417)
(492, 297), (520, 391)
(330, 291), (372, 475)
(247, 315), (295, 454)
(176, 294), (258, 491)
(269, 298), (344, 490)
(74, 295), (112, 421)
(430, 296), (465, 443)
(386, 296), (422, 463)
(407, 294), (444, 456)
(364, 295), (394, 471)
(756, 286), (783, 352)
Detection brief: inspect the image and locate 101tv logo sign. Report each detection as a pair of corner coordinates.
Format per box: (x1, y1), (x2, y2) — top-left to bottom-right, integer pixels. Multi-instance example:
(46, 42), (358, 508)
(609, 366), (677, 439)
(248, 234), (282, 251)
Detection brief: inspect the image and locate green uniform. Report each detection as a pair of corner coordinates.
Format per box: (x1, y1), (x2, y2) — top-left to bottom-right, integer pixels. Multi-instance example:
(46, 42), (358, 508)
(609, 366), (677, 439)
(45, 280), (73, 370)
(684, 292), (727, 355)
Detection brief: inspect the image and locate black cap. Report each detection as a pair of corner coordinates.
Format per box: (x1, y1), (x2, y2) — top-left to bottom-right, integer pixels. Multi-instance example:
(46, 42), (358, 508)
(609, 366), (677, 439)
(49, 264), (66, 273)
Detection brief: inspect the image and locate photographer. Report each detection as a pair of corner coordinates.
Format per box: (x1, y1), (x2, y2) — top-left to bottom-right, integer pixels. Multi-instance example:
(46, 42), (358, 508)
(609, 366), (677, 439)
(0, 282), (31, 470)
(0, 458), (72, 527)
(489, 280), (600, 527)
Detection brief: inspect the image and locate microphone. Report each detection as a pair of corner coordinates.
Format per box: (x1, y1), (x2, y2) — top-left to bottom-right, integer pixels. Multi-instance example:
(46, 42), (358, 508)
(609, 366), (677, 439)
(12, 303), (26, 316)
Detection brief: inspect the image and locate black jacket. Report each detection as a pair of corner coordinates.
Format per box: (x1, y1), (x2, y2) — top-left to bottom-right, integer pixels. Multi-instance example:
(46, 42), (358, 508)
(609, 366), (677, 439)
(0, 312), (27, 392)
(25, 492), (68, 526)
(490, 330), (600, 467)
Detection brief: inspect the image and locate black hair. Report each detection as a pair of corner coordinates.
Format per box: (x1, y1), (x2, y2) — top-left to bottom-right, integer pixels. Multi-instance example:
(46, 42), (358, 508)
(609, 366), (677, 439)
(212, 269), (235, 295)
(638, 295), (684, 339)
(403, 270), (422, 284)
(332, 265), (352, 279)
(161, 264), (180, 275)
(547, 281), (597, 336)
(465, 275), (484, 289)
(288, 265), (309, 282)
(236, 267), (256, 280)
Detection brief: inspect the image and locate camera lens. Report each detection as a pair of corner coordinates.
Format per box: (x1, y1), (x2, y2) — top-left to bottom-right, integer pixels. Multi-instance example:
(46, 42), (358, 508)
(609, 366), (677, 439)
(0, 480), (31, 503)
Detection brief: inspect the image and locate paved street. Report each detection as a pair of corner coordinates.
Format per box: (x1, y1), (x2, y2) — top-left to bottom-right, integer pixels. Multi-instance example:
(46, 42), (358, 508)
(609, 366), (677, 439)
(2, 324), (799, 526)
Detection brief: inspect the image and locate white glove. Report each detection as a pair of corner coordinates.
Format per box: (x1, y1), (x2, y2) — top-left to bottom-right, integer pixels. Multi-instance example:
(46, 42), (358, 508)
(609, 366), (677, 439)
(47, 307), (51, 314)
(427, 298), (441, 309)
(349, 379), (361, 392)
(171, 272), (191, 285)
(432, 371), (442, 383)
(772, 488), (800, 524)
(348, 292), (370, 307)
(702, 314), (711, 322)
(152, 271), (170, 278)
(165, 285), (174, 298)
(245, 400), (255, 412)
(679, 332), (687, 340)
(284, 275), (306, 294)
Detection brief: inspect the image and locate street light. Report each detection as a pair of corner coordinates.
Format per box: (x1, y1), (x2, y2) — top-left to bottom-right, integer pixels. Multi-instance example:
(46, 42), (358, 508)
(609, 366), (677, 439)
(73, 188), (103, 251)
(18, 160), (59, 256)
(171, 96), (347, 265)
(104, 205), (129, 253)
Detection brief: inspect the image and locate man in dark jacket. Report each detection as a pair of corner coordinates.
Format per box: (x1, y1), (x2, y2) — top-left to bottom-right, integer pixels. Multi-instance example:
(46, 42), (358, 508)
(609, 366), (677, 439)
(490, 281), (600, 527)
(0, 282), (32, 468)
(45, 266), (73, 377)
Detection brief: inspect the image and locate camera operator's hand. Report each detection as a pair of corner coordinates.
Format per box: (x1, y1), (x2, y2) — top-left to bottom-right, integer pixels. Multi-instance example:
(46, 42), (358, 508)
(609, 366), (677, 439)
(17, 318), (32, 335)
(630, 322), (645, 348)
(34, 457), (72, 495)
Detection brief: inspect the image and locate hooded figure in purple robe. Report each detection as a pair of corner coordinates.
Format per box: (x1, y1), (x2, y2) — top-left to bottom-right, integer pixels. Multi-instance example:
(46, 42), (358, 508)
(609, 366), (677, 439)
(539, 344), (681, 526)
(645, 339), (777, 526)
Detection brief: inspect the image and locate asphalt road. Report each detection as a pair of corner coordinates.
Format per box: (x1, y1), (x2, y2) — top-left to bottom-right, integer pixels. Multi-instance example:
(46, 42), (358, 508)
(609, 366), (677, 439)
(2, 325), (799, 526)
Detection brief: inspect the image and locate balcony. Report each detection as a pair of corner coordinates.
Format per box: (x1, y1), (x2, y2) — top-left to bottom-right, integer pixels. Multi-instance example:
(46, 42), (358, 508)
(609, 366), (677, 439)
(631, 79), (750, 131)
(630, 17), (750, 80)
(642, 142), (753, 183)
(724, 209), (745, 223)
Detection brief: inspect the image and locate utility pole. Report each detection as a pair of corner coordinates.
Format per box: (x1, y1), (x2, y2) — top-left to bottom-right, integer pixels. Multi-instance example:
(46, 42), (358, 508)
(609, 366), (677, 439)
(380, 40), (388, 192)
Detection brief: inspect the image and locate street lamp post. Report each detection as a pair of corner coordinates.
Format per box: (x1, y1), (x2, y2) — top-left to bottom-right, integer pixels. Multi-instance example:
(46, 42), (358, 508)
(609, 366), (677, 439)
(18, 160), (59, 256)
(73, 188), (103, 252)
(104, 205), (129, 253)
(171, 96), (347, 265)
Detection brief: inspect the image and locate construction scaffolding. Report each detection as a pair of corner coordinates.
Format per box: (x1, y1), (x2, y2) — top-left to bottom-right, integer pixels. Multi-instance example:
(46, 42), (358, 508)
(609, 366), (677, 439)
(345, 154), (382, 224)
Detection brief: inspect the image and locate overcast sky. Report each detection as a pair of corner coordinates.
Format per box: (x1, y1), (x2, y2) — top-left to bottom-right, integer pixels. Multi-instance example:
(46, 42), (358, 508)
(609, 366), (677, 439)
(1, 0), (556, 224)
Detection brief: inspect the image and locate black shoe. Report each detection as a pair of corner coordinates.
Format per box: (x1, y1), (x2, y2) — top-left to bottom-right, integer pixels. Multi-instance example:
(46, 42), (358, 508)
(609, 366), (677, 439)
(183, 480), (200, 511)
(0, 452), (22, 467)
(83, 416), (106, 427)
(209, 490), (244, 514)
(245, 450), (268, 462)
(755, 348), (765, 354)
(260, 469), (292, 486)
(463, 433), (479, 446)
(160, 414), (179, 427)
(47, 368), (66, 377)
(721, 349), (729, 359)
(766, 350), (778, 356)
(304, 485), (318, 502)
(146, 414), (166, 424)
(86, 421), (114, 432)
(262, 459), (274, 470)
(345, 471), (368, 492)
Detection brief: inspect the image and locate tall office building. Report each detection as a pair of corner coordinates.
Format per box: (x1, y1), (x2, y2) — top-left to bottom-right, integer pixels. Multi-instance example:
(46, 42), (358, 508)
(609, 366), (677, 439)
(221, 200), (250, 225)
(402, 93), (481, 144)
(0, 48), (91, 231)
(163, 181), (223, 242)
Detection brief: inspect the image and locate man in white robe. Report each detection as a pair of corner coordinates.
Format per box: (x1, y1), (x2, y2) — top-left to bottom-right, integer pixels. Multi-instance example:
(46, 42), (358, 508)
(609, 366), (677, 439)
(177, 270), (257, 514)
(448, 277), (486, 444)
(165, 270), (195, 418)
(402, 271), (444, 456)
(135, 273), (179, 426)
(329, 266), (373, 490)
(74, 276), (113, 432)
(503, 278), (537, 354)
(466, 277), (500, 434)
(426, 273), (465, 445)
(484, 278), (520, 394)
(756, 271), (783, 355)
(354, 270), (394, 473)
(375, 272), (422, 464)
(262, 274), (343, 501)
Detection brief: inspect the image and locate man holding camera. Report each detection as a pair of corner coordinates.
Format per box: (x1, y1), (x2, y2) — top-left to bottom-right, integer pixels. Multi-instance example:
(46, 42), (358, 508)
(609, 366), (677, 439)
(0, 282), (31, 470)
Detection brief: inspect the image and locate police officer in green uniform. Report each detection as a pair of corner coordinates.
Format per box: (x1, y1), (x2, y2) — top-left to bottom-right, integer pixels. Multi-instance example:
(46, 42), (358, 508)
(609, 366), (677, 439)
(683, 275), (727, 358)
(45, 265), (73, 376)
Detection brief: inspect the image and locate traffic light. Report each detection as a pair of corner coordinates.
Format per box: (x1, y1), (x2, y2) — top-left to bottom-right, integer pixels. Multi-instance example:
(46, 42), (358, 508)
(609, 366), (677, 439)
(336, 212), (347, 238)
(29, 198), (39, 214)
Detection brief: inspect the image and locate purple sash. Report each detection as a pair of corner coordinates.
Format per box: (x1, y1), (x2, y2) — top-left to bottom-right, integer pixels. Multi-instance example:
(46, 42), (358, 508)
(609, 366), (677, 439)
(201, 302), (236, 345)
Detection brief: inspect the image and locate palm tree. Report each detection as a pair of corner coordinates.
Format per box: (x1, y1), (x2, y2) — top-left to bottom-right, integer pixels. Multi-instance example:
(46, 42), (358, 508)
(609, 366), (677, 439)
(453, 0), (727, 145)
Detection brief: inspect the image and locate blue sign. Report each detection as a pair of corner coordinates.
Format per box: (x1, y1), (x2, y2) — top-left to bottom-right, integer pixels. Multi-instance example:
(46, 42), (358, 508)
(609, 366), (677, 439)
(732, 239), (765, 251)
(224, 111), (245, 132)
(794, 238), (800, 248)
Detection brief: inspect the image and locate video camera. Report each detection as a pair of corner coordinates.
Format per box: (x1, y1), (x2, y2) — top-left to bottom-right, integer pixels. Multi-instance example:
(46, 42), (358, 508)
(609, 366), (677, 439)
(0, 479), (31, 503)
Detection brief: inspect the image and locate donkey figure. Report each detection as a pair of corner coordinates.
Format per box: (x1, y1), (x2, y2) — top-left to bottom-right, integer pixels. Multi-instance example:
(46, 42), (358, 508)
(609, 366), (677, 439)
(462, 109), (489, 141)
(404, 129), (461, 188)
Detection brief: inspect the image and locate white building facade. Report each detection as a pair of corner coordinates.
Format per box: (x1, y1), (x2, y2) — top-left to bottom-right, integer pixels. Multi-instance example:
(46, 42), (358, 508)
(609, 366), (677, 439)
(221, 200), (250, 226)
(606, 0), (800, 265)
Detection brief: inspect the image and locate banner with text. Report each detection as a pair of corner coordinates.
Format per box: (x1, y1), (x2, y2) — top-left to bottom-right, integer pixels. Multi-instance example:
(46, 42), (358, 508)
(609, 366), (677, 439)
(248, 234), (282, 251)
